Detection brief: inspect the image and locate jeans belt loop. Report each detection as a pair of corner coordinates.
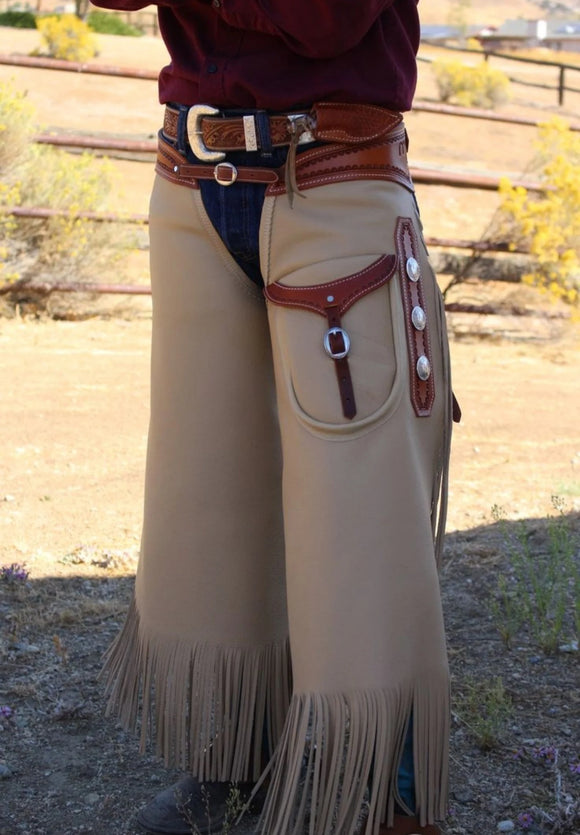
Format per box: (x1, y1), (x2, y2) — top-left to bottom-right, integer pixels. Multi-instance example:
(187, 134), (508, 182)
(176, 105), (191, 156)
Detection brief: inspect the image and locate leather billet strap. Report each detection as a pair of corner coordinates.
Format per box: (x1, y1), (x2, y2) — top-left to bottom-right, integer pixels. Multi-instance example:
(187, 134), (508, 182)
(162, 101), (403, 154)
(395, 217), (435, 417)
(157, 139), (279, 187)
(265, 255), (397, 420)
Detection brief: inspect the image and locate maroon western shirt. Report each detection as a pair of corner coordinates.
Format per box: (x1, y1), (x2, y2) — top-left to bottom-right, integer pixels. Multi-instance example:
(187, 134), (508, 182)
(89, 0), (420, 111)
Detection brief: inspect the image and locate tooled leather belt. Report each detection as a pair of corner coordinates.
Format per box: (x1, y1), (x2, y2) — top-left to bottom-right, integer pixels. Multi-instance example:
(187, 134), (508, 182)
(156, 101), (415, 196)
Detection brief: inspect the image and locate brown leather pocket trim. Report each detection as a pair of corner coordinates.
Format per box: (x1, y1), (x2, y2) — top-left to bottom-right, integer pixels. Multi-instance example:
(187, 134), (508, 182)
(265, 255), (397, 420)
(395, 217), (435, 417)
(264, 254), (396, 315)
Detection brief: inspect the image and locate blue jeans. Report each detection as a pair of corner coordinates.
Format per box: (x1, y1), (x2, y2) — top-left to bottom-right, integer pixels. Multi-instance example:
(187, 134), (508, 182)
(198, 146), (287, 285)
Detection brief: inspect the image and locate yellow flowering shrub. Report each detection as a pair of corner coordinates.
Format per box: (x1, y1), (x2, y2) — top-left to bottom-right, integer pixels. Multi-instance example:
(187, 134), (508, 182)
(0, 80), (36, 282)
(497, 119), (579, 308)
(36, 14), (97, 62)
(432, 60), (509, 109)
(0, 80), (133, 292)
(14, 147), (123, 279)
(0, 79), (36, 175)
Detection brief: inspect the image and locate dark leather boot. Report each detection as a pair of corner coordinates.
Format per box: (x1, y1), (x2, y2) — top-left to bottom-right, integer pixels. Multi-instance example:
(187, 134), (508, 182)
(136, 775), (264, 835)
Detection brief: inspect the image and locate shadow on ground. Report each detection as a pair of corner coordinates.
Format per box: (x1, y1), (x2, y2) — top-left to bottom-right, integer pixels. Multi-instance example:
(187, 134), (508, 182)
(1, 513), (578, 834)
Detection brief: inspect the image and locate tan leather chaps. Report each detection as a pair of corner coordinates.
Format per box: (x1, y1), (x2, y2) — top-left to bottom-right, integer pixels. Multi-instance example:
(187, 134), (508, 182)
(101, 139), (453, 834)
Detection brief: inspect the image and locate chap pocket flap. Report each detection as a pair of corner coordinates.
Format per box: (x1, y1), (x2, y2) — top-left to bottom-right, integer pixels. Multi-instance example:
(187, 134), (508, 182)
(264, 254), (397, 317)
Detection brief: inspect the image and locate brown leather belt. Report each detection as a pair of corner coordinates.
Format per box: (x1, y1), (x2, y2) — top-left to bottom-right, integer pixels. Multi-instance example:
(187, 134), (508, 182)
(157, 102), (415, 196)
(163, 105), (315, 154)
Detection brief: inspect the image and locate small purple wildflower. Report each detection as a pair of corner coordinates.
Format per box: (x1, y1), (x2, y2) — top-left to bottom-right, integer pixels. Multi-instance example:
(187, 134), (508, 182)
(513, 748), (526, 760)
(533, 745), (557, 763)
(0, 563), (29, 584)
(0, 705), (13, 719)
(569, 760), (580, 775)
(517, 812), (534, 830)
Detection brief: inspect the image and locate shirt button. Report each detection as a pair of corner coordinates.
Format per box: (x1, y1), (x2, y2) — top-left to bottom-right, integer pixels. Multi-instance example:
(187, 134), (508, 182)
(207, 63), (218, 73)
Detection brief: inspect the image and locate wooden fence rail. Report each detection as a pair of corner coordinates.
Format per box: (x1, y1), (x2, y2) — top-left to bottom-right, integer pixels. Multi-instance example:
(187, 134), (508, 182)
(4, 278), (570, 324)
(0, 48), (572, 317)
(0, 52), (157, 80)
(2, 53), (579, 132)
(30, 132), (549, 192)
(1, 206), (533, 255)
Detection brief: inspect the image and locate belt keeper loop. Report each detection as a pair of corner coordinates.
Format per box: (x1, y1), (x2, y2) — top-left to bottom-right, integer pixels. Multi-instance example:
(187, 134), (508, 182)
(177, 105), (190, 156)
(255, 111), (273, 159)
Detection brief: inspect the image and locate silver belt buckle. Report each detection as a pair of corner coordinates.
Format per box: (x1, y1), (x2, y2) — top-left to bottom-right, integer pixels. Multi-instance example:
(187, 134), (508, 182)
(186, 104), (226, 162)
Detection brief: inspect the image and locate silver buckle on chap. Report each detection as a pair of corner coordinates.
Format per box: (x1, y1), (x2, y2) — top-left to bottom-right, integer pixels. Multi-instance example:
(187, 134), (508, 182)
(187, 104), (226, 162)
(214, 162), (238, 186)
(323, 327), (350, 360)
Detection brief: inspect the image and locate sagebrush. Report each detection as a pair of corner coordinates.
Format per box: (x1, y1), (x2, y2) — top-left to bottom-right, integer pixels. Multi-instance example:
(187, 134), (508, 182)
(432, 59), (509, 109)
(0, 79), (134, 298)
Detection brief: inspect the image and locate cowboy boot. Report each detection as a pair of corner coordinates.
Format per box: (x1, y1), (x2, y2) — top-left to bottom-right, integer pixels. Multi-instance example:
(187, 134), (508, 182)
(379, 813), (441, 834)
(136, 775), (267, 834)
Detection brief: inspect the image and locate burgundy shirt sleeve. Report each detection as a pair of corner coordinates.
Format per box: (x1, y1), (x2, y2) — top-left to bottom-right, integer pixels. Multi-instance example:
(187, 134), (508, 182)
(217, 0), (399, 59)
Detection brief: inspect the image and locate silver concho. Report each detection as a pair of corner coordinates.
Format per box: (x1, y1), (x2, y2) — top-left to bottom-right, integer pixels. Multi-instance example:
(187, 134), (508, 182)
(406, 257), (420, 282)
(411, 305), (427, 331)
(416, 355), (431, 381)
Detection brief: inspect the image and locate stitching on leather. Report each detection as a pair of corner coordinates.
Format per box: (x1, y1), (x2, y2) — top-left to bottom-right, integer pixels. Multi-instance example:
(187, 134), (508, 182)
(265, 255), (397, 315)
(267, 168), (413, 196)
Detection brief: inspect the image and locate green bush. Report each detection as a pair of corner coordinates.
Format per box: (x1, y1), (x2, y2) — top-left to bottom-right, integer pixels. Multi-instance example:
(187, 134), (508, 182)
(454, 676), (513, 750)
(432, 59), (509, 109)
(87, 10), (142, 37)
(0, 11), (37, 29)
(490, 500), (579, 653)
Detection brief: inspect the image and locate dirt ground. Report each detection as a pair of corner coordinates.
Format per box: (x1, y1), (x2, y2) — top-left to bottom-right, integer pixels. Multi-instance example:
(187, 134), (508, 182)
(1, 23), (579, 835)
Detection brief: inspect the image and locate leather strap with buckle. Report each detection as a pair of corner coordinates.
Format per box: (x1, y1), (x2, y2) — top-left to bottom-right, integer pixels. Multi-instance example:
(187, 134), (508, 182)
(157, 139), (280, 187)
(264, 255), (398, 420)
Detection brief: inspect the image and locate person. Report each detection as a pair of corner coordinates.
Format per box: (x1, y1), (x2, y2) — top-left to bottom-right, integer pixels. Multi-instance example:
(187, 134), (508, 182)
(89, 1), (458, 833)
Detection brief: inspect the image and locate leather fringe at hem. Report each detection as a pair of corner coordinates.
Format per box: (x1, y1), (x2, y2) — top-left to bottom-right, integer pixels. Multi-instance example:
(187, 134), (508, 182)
(257, 682), (449, 835)
(99, 597), (292, 782)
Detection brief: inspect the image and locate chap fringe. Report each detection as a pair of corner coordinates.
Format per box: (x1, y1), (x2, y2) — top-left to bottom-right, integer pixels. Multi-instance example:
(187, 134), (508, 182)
(258, 681), (449, 835)
(100, 597), (292, 783)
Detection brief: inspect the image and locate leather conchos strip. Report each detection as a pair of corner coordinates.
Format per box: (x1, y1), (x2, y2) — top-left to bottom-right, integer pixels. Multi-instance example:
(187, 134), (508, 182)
(395, 217), (435, 417)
